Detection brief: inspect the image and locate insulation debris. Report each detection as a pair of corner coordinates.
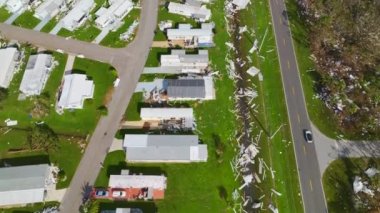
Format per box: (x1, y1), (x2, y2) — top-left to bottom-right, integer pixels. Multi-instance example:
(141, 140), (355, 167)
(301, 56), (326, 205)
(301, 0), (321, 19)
(246, 66), (260, 77)
(271, 189), (282, 196)
(4, 119), (17, 126)
(249, 39), (258, 54)
(268, 204), (279, 213)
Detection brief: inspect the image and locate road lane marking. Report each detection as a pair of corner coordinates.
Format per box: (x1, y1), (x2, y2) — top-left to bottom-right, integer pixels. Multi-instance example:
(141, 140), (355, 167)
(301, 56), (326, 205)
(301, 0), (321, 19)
(287, 60), (291, 69)
(303, 145), (306, 155)
(292, 86), (295, 96)
(279, 17), (282, 24)
(309, 180), (314, 191)
(297, 113), (301, 124)
(283, 38), (286, 46)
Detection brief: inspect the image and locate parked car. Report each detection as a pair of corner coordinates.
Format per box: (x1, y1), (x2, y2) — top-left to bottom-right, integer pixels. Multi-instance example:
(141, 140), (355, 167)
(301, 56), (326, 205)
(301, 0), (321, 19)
(93, 189), (109, 198)
(304, 130), (313, 143)
(112, 190), (126, 198)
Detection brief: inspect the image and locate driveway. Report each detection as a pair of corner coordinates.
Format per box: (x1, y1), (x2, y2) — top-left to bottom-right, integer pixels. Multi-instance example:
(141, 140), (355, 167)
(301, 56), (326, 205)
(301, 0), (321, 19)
(312, 124), (380, 174)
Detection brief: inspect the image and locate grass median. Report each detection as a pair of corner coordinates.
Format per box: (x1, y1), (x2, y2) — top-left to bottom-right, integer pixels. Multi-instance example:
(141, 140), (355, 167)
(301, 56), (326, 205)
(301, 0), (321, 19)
(237, 0), (304, 211)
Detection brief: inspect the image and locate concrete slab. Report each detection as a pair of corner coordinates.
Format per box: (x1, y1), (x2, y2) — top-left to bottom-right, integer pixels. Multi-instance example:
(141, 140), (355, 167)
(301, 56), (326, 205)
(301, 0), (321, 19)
(45, 188), (67, 202)
(109, 138), (123, 152)
(4, 9), (25, 24)
(93, 28), (110, 44)
(50, 23), (62, 35)
(34, 17), (52, 31)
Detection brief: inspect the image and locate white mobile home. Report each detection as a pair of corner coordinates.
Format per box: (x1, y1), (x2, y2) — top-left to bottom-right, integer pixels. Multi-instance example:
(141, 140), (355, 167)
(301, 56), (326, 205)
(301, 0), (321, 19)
(167, 2), (211, 22)
(160, 50), (208, 73)
(6, 0), (29, 13)
(0, 164), (51, 206)
(0, 0), (8, 7)
(19, 54), (53, 96)
(123, 134), (208, 163)
(0, 47), (19, 88)
(140, 108), (194, 121)
(34, 0), (64, 20)
(167, 23), (214, 47)
(95, 0), (133, 29)
(165, 76), (215, 101)
(57, 74), (94, 110)
(61, 0), (95, 31)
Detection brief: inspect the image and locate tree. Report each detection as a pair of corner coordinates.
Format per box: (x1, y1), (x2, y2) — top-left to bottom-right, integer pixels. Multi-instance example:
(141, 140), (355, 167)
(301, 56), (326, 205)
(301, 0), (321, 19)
(27, 124), (59, 152)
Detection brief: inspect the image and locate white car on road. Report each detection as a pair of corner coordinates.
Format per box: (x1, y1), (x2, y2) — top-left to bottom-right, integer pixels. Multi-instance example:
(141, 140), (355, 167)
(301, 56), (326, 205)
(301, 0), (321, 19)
(304, 130), (313, 143)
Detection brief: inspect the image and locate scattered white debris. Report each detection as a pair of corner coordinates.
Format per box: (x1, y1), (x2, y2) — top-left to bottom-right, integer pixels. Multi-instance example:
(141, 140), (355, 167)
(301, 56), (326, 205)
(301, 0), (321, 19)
(268, 204), (279, 213)
(225, 42), (236, 50)
(120, 20), (139, 41)
(239, 25), (248, 34)
(243, 174), (253, 184)
(258, 73), (263, 81)
(254, 173), (261, 183)
(271, 189), (282, 196)
(353, 176), (375, 196)
(258, 27), (268, 52)
(252, 202), (262, 209)
(365, 168), (379, 178)
(246, 66), (260, 77)
(113, 78), (120, 87)
(4, 119), (17, 126)
(158, 20), (173, 31)
(249, 39), (258, 53)
(232, 189), (240, 201)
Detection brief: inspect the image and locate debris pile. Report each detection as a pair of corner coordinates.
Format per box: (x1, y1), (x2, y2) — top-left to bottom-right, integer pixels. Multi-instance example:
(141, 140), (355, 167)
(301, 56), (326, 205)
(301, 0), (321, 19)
(120, 20), (139, 41)
(297, 0), (380, 136)
(350, 166), (380, 210)
(224, 0), (281, 211)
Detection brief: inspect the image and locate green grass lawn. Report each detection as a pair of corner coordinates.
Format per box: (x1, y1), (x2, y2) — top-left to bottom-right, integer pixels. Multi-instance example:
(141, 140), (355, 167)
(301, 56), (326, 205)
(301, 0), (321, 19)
(40, 18), (58, 33)
(100, 9), (140, 48)
(0, 128), (83, 189)
(236, 0), (303, 212)
(12, 10), (41, 29)
(0, 7), (10, 22)
(285, 0), (342, 139)
(0, 201), (59, 212)
(144, 48), (171, 67)
(124, 93), (142, 121)
(0, 51), (116, 135)
(323, 158), (380, 213)
(57, 23), (101, 42)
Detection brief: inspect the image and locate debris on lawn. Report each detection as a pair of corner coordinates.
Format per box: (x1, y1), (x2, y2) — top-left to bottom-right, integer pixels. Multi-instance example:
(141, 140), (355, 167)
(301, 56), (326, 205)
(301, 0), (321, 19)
(246, 66), (260, 77)
(158, 20), (173, 31)
(365, 168), (379, 178)
(4, 119), (17, 127)
(268, 204), (279, 213)
(353, 176), (374, 196)
(120, 20), (139, 41)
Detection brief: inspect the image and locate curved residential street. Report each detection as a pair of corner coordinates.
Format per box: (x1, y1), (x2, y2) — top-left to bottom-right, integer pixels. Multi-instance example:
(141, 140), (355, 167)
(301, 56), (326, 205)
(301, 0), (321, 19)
(1, 0), (158, 212)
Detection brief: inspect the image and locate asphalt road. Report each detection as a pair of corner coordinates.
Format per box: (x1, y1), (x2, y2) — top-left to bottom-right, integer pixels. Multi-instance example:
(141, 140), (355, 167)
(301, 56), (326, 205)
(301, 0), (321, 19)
(268, 0), (328, 212)
(1, 0), (158, 212)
